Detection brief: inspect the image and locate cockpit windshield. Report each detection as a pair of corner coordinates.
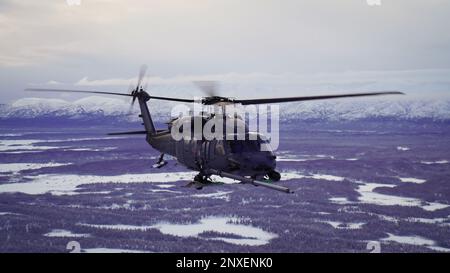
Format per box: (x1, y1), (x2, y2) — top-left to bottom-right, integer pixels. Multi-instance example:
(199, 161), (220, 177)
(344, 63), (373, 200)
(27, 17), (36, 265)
(229, 140), (259, 153)
(228, 138), (272, 153)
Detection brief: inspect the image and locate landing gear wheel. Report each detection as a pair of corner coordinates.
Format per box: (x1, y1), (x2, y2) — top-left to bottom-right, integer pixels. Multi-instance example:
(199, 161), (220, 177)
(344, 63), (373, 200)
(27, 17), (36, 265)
(192, 173), (213, 190)
(192, 174), (203, 190)
(268, 170), (281, 182)
(194, 174), (204, 183)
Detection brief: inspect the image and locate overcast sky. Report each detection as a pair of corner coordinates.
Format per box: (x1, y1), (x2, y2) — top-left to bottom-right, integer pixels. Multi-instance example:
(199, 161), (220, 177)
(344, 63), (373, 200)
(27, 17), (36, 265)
(1, 0), (450, 103)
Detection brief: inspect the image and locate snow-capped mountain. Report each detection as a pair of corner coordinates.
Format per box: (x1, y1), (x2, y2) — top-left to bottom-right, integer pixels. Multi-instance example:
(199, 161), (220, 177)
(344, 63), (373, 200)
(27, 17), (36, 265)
(281, 99), (450, 121)
(1, 96), (450, 122)
(4, 97), (131, 118)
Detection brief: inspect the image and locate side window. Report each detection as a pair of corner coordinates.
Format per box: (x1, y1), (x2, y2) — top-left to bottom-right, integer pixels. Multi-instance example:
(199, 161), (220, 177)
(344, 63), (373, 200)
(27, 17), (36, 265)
(260, 141), (272, 152)
(208, 140), (215, 159)
(228, 140), (260, 153)
(215, 141), (225, 156)
(229, 140), (242, 153)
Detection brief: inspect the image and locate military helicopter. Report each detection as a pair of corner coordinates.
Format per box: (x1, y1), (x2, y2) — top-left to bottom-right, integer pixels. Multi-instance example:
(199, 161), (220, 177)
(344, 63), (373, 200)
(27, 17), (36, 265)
(26, 65), (403, 193)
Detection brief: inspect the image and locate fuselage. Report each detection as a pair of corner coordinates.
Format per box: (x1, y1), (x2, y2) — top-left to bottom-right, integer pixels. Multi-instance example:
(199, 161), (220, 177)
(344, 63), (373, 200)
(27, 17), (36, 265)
(146, 118), (277, 177)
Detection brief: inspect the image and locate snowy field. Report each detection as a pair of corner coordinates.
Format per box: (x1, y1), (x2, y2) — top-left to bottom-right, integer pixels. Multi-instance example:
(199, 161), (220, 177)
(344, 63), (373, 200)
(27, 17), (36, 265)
(0, 121), (449, 253)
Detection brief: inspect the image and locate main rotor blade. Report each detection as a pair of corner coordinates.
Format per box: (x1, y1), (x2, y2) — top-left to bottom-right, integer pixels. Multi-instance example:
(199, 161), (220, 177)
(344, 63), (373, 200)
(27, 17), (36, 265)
(25, 88), (132, 97)
(26, 89), (402, 105)
(25, 88), (195, 103)
(108, 130), (147, 135)
(108, 129), (166, 135)
(148, 95), (195, 103)
(235, 91), (404, 105)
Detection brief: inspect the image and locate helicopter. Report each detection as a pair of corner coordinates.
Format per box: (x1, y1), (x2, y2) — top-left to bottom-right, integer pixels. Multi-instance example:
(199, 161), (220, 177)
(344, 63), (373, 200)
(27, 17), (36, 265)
(26, 65), (403, 193)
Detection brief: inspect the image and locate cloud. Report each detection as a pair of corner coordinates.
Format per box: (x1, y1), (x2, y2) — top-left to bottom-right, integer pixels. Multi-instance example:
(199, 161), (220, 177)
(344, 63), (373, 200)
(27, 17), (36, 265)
(46, 80), (62, 85)
(70, 69), (450, 99)
(74, 69), (450, 85)
(1, 0), (450, 102)
(0, 0), (135, 67)
(2, 0), (450, 69)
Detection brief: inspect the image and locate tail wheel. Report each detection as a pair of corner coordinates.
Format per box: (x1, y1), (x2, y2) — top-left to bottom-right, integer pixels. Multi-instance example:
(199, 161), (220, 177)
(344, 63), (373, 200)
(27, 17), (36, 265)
(268, 170), (281, 182)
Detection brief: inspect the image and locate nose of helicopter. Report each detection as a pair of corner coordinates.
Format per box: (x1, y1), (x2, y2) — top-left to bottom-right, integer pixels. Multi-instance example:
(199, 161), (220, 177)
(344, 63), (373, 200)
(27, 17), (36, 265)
(248, 151), (277, 171)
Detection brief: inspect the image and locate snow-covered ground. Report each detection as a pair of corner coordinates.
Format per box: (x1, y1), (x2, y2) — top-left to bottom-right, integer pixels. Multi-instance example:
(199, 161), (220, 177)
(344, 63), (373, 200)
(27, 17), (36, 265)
(80, 216), (278, 246)
(0, 122), (449, 253)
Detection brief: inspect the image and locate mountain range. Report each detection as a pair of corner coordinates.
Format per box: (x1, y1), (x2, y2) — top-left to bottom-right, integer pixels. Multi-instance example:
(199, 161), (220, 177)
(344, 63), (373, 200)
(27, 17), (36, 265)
(1, 96), (449, 122)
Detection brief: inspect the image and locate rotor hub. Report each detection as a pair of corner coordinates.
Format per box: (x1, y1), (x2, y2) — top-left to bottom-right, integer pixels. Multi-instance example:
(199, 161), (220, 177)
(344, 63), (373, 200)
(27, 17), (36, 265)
(201, 96), (236, 105)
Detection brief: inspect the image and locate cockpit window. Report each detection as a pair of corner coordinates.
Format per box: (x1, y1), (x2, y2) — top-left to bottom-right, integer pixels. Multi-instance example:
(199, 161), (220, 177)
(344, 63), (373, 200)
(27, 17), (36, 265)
(215, 141), (225, 155)
(228, 140), (269, 153)
(260, 141), (272, 152)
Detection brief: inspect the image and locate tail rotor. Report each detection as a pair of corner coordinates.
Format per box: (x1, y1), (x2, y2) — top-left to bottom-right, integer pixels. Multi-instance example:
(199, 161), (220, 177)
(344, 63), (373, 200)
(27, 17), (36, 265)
(130, 64), (148, 108)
